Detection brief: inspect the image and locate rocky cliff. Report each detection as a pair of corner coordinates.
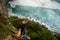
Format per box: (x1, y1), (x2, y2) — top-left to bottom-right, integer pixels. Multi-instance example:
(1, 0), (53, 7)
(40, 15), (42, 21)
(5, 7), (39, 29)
(0, 0), (13, 25)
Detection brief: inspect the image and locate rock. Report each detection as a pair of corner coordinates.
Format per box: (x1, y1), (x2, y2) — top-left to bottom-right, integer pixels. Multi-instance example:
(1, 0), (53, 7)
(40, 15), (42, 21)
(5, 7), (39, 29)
(0, 0), (13, 25)
(3, 35), (17, 40)
(53, 32), (60, 40)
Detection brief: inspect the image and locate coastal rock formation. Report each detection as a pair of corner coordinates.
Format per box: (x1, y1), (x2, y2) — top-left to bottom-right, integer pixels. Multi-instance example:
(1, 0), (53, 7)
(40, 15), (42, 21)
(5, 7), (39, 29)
(0, 0), (13, 25)
(0, 0), (13, 39)
(53, 32), (60, 40)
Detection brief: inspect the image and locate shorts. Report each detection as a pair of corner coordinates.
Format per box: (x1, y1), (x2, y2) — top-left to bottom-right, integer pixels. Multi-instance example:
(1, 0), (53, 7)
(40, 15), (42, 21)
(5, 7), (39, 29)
(23, 33), (28, 39)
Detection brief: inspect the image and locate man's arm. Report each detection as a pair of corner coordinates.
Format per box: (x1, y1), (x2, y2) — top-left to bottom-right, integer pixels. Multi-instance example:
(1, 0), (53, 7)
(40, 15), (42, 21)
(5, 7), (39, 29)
(17, 28), (21, 36)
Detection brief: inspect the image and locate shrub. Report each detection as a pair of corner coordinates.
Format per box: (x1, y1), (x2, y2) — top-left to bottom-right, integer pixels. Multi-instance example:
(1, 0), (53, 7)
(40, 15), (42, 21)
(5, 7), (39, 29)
(8, 17), (57, 40)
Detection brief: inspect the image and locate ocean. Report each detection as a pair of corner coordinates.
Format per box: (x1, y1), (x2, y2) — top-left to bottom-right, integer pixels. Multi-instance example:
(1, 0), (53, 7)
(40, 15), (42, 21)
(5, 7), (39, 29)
(8, 0), (60, 33)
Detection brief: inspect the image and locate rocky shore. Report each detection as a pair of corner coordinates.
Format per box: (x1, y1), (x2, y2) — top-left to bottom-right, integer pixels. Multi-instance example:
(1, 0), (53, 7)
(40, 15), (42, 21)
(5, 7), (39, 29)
(53, 32), (60, 40)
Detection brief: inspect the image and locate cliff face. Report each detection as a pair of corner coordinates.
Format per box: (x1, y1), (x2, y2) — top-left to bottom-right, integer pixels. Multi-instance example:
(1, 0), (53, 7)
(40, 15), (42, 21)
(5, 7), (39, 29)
(0, 0), (14, 39)
(0, 0), (12, 25)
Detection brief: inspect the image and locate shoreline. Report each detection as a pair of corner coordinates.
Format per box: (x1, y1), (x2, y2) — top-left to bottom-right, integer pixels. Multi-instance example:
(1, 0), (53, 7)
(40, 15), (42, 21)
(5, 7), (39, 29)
(8, 12), (60, 40)
(8, 12), (53, 31)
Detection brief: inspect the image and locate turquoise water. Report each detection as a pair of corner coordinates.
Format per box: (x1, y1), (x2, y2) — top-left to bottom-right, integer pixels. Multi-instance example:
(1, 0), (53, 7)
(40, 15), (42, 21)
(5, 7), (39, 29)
(8, 5), (60, 33)
(52, 0), (60, 3)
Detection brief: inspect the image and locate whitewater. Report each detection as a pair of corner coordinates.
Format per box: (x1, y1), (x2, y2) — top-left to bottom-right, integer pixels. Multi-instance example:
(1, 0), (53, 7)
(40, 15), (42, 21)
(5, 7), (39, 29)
(8, 0), (60, 33)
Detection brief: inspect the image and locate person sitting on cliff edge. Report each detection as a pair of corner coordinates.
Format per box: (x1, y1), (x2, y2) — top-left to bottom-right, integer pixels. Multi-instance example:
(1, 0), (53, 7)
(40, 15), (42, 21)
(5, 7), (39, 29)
(17, 18), (31, 40)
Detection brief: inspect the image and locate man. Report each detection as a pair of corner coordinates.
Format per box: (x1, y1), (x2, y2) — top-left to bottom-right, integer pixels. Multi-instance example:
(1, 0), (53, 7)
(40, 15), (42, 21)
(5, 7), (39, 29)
(17, 18), (30, 40)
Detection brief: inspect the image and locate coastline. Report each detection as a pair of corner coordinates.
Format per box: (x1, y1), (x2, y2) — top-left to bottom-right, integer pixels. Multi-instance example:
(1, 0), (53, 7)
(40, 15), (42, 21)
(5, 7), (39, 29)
(8, 12), (60, 40)
(8, 12), (52, 31)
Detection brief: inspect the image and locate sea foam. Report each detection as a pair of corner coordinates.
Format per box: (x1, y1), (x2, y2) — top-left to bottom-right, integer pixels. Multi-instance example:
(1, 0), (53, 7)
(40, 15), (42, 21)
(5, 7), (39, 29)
(8, 11), (53, 32)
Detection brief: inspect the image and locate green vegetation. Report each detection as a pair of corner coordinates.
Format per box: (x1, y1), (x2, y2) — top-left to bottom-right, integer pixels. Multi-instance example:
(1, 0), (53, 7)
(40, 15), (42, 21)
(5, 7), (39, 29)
(0, 16), (57, 40)
(8, 17), (57, 40)
(0, 23), (15, 35)
(0, 0), (57, 40)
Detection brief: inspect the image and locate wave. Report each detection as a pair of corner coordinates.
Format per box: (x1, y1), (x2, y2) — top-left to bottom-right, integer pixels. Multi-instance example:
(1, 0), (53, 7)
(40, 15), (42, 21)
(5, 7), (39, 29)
(9, 0), (60, 10)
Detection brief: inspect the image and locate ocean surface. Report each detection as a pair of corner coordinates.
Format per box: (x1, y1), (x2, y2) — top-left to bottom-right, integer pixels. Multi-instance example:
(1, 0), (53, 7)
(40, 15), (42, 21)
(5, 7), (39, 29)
(8, 0), (60, 33)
